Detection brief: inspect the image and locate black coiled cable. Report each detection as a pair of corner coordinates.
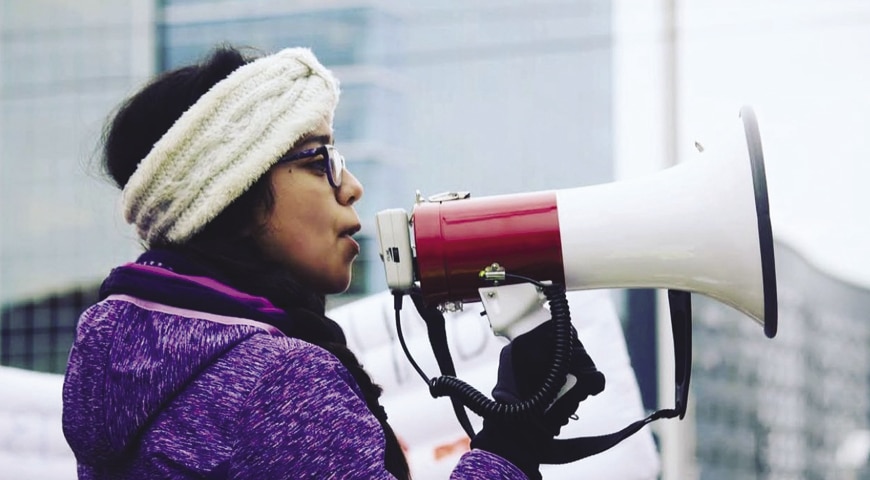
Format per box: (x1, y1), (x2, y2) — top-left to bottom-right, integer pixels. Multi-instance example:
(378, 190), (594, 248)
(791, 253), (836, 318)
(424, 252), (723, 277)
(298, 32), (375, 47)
(425, 280), (574, 421)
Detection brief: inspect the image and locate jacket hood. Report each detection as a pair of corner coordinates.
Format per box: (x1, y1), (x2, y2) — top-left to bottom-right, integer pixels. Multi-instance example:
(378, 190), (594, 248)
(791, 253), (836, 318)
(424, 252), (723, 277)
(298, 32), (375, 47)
(62, 249), (289, 466)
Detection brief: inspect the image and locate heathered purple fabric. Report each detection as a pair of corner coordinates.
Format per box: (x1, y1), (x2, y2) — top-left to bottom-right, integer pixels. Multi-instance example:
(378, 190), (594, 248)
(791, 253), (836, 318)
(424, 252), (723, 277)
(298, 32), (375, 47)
(62, 270), (528, 479)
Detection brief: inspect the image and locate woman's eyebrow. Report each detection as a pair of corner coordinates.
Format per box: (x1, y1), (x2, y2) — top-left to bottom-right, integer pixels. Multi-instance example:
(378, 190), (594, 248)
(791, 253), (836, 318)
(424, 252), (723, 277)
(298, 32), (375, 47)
(300, 134), (332, 147)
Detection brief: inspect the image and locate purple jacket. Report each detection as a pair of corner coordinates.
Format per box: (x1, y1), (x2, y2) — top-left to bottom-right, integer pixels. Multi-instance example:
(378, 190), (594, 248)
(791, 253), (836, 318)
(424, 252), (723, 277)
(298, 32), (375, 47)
(62, 257), (527, 479)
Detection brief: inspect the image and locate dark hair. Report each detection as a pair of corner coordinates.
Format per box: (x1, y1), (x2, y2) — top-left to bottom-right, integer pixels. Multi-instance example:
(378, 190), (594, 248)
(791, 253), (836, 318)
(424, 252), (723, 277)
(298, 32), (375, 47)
(103, 46), (411, 479)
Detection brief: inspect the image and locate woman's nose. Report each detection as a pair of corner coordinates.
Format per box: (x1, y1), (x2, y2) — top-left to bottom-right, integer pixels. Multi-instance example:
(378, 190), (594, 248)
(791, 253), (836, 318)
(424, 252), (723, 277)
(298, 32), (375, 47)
(338, 170), (364, 206)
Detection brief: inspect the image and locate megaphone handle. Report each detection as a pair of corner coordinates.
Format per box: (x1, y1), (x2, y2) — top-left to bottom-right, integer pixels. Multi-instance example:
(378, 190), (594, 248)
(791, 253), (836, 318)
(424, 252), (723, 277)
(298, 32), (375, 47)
(541, 289), (693, 464)
(403, 284), (695, 464)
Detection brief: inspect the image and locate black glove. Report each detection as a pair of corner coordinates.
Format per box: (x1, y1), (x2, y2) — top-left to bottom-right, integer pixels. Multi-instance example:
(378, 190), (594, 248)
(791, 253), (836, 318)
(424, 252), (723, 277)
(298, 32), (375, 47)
(471, 320), (605, 479)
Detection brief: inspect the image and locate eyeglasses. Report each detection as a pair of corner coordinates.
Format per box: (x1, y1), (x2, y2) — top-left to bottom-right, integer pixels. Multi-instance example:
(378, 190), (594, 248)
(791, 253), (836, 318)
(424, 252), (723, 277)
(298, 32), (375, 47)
(276, 144), (345, 189)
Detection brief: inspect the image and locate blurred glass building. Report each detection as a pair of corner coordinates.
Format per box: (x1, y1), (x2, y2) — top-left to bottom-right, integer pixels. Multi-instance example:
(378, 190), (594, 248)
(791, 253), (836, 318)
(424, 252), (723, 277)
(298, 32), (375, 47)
(692, 243), (870, 479)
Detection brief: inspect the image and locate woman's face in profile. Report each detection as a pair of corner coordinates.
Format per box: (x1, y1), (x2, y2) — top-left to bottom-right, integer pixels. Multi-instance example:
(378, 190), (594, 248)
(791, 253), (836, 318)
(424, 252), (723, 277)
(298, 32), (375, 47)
(255, 119), (365, 294)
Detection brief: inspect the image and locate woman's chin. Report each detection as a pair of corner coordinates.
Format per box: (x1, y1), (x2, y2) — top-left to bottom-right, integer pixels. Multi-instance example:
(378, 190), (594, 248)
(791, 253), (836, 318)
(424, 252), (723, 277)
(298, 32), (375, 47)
(322, 274), (353, 296)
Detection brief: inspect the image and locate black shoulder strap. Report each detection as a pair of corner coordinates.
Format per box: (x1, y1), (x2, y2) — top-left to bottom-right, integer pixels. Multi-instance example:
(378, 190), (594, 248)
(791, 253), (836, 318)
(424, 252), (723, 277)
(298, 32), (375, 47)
(410, 290), (477, 438)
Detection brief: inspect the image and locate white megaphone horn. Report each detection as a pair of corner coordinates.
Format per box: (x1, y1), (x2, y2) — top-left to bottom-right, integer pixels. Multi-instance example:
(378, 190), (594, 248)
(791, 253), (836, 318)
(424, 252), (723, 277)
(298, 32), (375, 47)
(376, 106), (777, 339)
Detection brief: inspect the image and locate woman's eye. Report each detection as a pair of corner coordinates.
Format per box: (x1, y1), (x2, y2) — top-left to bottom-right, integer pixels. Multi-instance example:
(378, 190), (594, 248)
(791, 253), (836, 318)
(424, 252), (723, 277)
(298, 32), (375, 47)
(303, 158), (328, 174)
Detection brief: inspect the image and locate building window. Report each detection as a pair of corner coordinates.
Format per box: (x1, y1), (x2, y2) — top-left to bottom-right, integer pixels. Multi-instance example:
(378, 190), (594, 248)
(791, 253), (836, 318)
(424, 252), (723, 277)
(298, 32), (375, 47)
(0, 286), (99, 374)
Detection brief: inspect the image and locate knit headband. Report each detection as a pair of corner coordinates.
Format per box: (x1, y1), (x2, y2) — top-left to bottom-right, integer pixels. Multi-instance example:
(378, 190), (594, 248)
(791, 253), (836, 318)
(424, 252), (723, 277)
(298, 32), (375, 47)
(121, 47), (340, 245)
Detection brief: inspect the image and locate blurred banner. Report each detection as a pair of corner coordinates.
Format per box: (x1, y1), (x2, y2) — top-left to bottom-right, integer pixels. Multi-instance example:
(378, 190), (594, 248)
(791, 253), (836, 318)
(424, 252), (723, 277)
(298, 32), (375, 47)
(0, 366), (76, 480)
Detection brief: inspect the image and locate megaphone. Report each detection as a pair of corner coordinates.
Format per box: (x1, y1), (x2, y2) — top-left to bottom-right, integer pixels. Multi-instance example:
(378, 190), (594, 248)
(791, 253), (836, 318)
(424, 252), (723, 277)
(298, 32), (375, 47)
(376, 106), (777, 339)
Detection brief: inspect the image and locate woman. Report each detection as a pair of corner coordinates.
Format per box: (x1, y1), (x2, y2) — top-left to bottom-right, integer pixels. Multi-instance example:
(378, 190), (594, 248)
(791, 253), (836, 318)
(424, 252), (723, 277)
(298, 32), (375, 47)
(62, 45), (587, 479)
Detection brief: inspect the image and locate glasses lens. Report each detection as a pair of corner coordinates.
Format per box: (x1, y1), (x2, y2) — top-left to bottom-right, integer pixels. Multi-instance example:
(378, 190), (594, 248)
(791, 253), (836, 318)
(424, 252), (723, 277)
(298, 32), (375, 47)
(327, 145), (343, 187)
